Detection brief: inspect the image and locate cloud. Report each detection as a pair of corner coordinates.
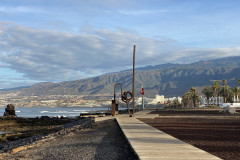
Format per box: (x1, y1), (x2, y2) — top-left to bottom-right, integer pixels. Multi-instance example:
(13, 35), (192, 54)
(0, 79), (38, 89)
(118, 9), (167, 16)
(174, 47), (240, 63)
(0, 22), (239, 82)
(0, 6), (46, 14)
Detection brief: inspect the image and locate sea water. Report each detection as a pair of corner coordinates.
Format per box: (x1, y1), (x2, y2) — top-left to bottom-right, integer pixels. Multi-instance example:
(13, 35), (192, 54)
(0, 107), (113, 118)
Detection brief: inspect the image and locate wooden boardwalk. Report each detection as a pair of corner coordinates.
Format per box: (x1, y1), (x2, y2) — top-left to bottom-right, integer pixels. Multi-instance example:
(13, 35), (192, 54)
(115, 111), (221, 160)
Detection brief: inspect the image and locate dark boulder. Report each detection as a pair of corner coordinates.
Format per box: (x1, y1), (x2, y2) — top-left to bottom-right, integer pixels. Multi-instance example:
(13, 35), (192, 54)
(3, 104), (16, 117)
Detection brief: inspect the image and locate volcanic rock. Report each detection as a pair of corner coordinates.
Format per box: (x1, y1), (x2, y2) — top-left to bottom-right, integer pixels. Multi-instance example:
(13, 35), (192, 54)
(3, 104), (16, 117)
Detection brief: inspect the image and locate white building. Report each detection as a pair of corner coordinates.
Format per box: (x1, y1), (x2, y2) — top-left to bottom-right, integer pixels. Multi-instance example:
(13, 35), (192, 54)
(150, 95), (165, 105)
(200, 96), (224, 105)
(137, 97), (143, 105)
(200, 95), (240, 106)
(137, 97), (148, 105)
(165, 97), (182, 103)
(233, 95), (240, 103)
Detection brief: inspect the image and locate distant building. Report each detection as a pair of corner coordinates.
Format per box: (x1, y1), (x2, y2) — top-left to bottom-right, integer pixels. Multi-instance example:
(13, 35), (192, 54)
(150, 95), (165, 105)
(137, 94), (182, 105)
(200, 96), (224, 106)
(174, 96), (182, 103)
(136, 97), (148, 105)
(165, 97), (182, 103)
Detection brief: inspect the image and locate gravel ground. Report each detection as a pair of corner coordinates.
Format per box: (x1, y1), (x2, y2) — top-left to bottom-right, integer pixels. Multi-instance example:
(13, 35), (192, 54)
(139, 109), (240, 160)
(5, 119), (138, 160)
(0, 118), (94, 153)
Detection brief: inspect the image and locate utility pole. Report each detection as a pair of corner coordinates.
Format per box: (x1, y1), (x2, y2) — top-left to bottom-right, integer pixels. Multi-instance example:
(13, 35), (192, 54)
(132, 45), (136, 116)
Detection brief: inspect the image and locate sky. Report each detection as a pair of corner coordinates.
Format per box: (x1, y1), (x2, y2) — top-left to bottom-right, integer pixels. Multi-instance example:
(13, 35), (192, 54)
(0, 0), (240, 89)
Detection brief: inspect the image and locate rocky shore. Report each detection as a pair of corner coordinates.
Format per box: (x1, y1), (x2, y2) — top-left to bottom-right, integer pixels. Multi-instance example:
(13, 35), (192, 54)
(3, 119), (137, 160)
(0, 117), (95, 154)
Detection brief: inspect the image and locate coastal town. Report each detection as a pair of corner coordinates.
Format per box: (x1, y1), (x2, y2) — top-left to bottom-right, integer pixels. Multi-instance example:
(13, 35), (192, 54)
(0, 92), (183, 108)
(0, 93), (111, 108)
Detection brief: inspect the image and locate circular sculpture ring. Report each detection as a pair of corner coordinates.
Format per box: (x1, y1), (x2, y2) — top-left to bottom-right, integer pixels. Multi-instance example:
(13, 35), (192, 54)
(121, 91), (133, 103)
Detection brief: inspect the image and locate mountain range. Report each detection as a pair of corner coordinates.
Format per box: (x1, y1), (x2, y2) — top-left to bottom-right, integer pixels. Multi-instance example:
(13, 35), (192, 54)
(2, 56), (240, 97)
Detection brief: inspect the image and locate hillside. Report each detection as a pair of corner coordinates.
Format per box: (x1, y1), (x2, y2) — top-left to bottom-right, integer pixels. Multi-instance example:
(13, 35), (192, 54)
(2, 56), (240, 97)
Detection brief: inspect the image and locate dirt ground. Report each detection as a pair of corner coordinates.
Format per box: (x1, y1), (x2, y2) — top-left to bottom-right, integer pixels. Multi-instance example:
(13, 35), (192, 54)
(139, 109), (240, 160)
(0, 117), (76, 142)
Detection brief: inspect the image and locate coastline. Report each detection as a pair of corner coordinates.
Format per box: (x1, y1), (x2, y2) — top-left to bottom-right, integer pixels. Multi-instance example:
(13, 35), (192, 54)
(0, 106), (113, 118)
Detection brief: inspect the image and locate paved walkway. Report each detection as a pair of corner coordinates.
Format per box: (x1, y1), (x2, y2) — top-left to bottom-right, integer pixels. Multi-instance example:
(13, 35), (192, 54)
(116, 110), (221, 160)
(133, 110), (159, 119)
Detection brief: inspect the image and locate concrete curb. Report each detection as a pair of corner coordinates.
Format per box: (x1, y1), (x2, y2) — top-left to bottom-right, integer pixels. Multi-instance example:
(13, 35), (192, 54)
(115, 117), (140, 160)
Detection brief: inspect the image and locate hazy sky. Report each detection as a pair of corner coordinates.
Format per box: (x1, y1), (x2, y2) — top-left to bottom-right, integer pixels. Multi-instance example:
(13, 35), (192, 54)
(0, 0), (240, 88)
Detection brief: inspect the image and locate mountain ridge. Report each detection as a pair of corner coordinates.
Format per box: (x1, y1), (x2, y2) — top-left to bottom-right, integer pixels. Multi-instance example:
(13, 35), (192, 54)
(2, 56), (240, 97)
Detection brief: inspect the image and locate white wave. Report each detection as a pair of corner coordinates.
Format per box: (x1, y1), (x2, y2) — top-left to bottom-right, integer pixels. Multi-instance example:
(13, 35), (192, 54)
(80, 112), (88, 113)
(55, 115), (67, 118)
(46, 111), (79, 114)
(40, 111), (49, 113)
(73, 110), (89, 112)
(15, 111), (21, 113)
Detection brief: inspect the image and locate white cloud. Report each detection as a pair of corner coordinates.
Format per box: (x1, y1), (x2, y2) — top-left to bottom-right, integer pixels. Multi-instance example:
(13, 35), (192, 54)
(0, 22), (239, 82)
(172, 47), (240, 63)
(0, 6), (46, 14)
(119, 9), (167, 16)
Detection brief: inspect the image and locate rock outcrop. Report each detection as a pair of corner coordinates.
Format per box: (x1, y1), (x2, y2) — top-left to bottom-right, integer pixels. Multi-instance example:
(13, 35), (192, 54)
(3, 104), (16, 117)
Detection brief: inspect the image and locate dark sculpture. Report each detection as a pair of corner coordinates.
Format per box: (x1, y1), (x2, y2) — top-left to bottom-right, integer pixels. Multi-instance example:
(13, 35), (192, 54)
(112, 83), (133, 116)
(4, 104), (16, 117)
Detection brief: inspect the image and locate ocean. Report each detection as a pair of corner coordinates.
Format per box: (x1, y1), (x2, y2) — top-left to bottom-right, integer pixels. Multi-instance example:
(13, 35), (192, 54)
(0, 107), (113, 118)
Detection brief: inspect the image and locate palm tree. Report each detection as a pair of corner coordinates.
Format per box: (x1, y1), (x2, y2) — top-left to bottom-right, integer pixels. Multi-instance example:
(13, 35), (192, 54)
(237, 79), (240, 102)
(202, 86), (213, 106)
(221, 80), (227, 103)
(182, 91), (192, 107)
(189, 87), (200, 107)
(238, 79), (240, 86)
(190, 88), (196, 107)
(212, 81), (220, 106)
(232, 87), (239, 102)
(222, 79), (227, 86)
(220, 85), (233, 103)
(226, 86), (233, 103)
(182, 88), (200, 107)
